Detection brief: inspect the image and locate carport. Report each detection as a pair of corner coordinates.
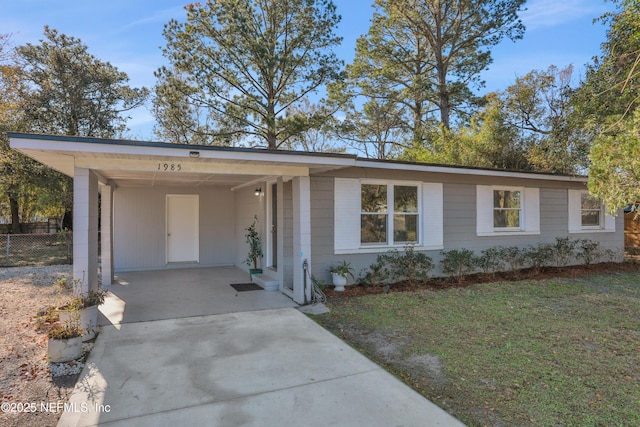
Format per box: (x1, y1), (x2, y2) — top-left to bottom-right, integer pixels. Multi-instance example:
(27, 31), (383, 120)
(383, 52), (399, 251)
(99, 267), (298, 325)
(9, 133), (355, 305)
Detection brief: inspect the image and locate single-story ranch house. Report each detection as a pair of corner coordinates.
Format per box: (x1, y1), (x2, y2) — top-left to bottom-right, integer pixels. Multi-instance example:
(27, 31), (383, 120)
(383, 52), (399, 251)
(9, 133), (623, 304)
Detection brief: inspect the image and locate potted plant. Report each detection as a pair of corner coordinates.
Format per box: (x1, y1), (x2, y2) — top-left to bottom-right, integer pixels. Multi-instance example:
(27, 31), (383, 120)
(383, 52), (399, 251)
(329, 260), (354, 292)
(57, 280), (108, 341)
(245, 215), (264, 275)
(47, 319), (84, 362)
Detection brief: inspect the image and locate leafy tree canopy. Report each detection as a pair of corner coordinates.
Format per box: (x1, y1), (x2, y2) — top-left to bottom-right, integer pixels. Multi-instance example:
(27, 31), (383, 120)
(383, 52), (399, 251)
(155, 0), (344, 149)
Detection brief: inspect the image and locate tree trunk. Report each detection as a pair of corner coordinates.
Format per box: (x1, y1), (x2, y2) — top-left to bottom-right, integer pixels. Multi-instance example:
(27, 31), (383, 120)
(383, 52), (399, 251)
(9, 195), (22, 234)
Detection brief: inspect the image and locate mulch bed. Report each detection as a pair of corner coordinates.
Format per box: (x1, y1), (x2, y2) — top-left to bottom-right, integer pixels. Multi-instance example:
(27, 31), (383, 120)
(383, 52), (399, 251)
(323, 261), (640, 299)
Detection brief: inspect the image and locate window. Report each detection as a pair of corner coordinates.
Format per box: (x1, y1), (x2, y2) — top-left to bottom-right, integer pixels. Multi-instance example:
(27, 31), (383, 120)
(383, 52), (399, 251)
(360, 183), (418, 245)
(477, 185), (540, 236)
(580, 193), (601, 227)
(568, 190), (614, 233)
(334, 178), (443, 254)
(493, 189), (521, 229)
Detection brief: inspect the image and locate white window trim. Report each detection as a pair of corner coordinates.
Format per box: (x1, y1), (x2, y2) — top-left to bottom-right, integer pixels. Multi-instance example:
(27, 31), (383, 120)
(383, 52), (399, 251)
(568, 189), (615, 233)
(334, 178), (444, 254)
(477, 185), (540, 237)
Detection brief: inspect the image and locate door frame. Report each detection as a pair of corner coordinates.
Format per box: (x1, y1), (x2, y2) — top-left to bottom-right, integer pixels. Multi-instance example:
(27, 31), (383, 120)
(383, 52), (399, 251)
(165, 194), (199, 264)
(265, 180), (278, 270)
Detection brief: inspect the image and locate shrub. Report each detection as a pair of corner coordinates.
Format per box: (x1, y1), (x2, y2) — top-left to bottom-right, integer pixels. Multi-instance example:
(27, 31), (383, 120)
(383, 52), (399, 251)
(358, 261), (389, 287)
(379, 245), (434, 286)
(552, 237), (578, 267)
(577, 239), (601, 265)
(524, 243), (555, 274)
(503, 246), (526, 272)
(475, 247), (504, 276)
(440, 249), (476, 283)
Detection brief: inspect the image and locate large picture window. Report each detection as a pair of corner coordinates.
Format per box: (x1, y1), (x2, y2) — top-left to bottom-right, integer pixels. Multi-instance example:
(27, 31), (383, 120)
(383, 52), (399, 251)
(361, 183), (419, 245)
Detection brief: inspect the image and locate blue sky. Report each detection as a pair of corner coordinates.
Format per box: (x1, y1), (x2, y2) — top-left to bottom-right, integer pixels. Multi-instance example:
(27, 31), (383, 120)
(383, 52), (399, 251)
(1, 0), (613, 140)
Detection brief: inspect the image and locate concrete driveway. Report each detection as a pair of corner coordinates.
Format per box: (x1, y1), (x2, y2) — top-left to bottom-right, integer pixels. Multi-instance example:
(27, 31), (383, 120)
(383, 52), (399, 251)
(59, 308), (465, 426)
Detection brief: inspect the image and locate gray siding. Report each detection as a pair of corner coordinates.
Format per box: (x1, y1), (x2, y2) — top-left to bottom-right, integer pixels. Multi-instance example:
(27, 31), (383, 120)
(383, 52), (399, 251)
(234, 186), (265, 271)
(113, 186), (236, 271)
(310, 176), (624, 283)
(282, 181), (294, 289)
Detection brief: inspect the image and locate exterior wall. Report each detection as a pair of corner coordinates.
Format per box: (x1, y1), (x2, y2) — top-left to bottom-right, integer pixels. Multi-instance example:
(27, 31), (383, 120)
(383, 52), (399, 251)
(234, 186), (265, 272)
(310, 174), (624, 283)
(113, 185), (236, 271)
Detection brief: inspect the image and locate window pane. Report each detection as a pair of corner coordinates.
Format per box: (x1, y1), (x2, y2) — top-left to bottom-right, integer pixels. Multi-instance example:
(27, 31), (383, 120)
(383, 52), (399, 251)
(394, 214), (418, 242)
(494, 190), (521, 209)
(581, 194), (600, 210)
(494, 209), (520, 228)
(361, 214), (387, 243)
(582, 211), (601, 226)
(362, 184), (387, 213)
(394, 186), (418, 213)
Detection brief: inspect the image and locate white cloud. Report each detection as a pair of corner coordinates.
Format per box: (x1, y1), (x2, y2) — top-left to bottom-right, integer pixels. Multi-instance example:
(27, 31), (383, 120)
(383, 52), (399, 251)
(520, 0), (609, 30)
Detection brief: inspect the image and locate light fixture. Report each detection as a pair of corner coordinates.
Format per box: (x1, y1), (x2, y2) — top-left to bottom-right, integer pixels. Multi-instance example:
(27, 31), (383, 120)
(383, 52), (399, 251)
(189, 151), (200, 158)
(254, 188), (262, 196)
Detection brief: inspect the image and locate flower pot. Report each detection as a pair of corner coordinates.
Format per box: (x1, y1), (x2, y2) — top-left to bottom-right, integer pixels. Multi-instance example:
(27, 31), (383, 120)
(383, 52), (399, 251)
(58, 305), (98, 341)
(249, 268), (263, 276)
(332, 273), (348, 292)
(48, 336), (83, 362)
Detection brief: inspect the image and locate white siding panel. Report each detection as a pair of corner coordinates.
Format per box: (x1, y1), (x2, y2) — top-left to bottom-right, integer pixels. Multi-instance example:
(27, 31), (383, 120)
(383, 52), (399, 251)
(334, 178), (360, 253)
(422, 182), (443, 248)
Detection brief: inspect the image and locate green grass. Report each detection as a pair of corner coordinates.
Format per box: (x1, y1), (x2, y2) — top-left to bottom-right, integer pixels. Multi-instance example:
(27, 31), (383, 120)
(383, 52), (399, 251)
(314, 272), (640, 426)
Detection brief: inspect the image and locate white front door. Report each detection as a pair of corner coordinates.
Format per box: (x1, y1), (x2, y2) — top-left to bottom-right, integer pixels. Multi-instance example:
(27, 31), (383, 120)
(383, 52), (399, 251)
(166, 194), (199, 263)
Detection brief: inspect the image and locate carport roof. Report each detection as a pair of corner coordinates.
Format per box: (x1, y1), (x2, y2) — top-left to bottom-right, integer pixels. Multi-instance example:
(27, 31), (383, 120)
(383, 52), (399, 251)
(8, 132), (587, 186)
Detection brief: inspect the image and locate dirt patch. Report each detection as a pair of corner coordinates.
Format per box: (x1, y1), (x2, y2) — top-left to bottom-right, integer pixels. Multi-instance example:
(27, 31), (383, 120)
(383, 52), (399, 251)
(0, 265), (81, 427)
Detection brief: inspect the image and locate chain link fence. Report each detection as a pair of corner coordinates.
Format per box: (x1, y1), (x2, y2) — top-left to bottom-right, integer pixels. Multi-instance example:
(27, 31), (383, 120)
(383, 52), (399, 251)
(0, 232), (72, 267)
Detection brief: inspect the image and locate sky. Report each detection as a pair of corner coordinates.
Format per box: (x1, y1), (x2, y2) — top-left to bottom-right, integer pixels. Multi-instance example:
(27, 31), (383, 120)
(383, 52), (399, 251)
(0, 0), (614, 141)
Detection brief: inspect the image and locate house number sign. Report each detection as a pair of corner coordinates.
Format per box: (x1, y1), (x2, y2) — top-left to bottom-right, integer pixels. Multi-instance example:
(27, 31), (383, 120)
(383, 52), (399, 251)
(157, 163), (182, 171)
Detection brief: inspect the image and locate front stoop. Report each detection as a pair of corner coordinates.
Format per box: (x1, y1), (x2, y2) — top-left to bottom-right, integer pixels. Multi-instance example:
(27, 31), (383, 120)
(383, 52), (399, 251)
(251, 274), (279, 291)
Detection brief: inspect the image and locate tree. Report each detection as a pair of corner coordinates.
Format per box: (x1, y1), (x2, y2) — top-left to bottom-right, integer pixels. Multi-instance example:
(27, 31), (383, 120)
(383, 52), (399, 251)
(18, 26), (148, 138)
(502, 65), (589, 174)
(279, 99), (346, 153)
(5, 27), (148, 230)
(343, 0), (525, 150)
(577, 0), (640, 212)
(155, 0), (343, 149)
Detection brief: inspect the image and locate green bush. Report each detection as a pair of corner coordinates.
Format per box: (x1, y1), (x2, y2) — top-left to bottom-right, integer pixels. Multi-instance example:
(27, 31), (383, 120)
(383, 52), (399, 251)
(552, 237), (578, 267)
(440, 249), (476, 283)
(379, 245), (434, 286)
(503, 246), (526, 272)
(358, 260), (389, 287)
(475, 247), (504, 276)
(524, 243), (555, 274)
(577, 239), (601, 265)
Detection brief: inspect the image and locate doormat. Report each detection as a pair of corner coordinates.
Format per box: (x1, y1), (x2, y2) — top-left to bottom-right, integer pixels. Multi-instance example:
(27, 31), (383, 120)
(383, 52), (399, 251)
(230, 283), (263, 292)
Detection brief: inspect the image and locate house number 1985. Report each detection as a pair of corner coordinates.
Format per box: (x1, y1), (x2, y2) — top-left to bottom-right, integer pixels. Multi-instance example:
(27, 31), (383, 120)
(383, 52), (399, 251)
(157, 163), (182, 171)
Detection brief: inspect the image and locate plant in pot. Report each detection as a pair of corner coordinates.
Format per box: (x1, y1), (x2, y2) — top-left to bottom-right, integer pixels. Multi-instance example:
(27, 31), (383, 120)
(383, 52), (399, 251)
(245, 215), (264, 275)
(47, 317), (84, 363)
(329, 260), (354, 292)
(57, 279), (108, 341)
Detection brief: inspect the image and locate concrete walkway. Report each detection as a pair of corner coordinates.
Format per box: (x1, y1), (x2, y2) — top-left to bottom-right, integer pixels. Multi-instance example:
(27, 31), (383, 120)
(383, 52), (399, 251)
(59, 308), (465, 426)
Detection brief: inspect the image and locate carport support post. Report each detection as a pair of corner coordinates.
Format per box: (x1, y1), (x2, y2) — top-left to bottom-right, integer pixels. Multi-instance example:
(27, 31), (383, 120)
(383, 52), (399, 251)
(292, 176), (311, 304)
(73, 167), (99, 293)
(100, 183), (114, 286)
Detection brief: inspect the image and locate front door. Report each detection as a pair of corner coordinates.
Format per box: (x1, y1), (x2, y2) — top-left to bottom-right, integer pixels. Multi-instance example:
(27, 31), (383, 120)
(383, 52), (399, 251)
(166, 194), (199, 263)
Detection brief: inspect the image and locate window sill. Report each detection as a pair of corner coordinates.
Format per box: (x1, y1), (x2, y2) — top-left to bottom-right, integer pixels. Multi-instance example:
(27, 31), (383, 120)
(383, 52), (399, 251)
(568, 228), (615, 234)
(335, 244), (444, 255)
(477, 230), (540, 237)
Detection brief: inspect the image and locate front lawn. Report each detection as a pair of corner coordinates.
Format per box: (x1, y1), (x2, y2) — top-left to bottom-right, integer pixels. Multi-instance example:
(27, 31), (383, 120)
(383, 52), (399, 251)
(313, 271), (640, 426)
